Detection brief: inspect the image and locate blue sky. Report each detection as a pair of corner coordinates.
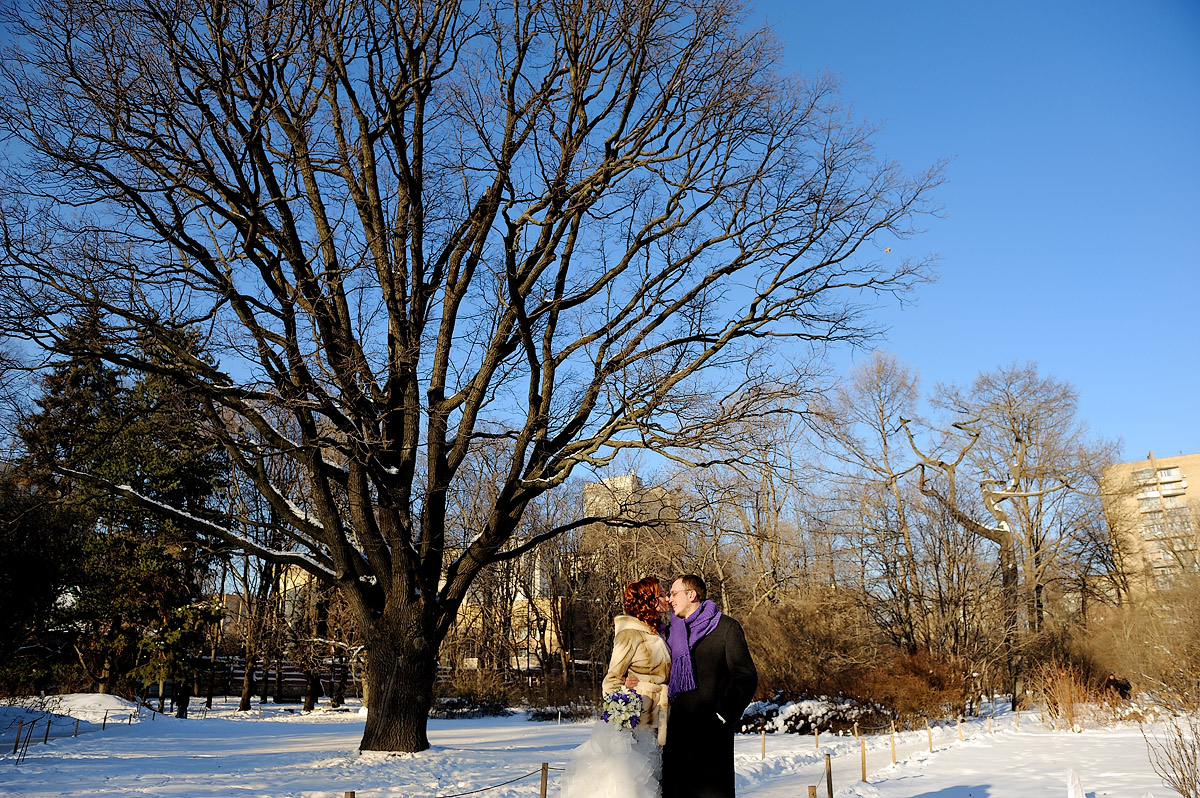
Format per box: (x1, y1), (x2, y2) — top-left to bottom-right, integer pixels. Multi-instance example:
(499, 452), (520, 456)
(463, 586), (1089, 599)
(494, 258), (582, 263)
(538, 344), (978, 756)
(750, 0), (1200, 461)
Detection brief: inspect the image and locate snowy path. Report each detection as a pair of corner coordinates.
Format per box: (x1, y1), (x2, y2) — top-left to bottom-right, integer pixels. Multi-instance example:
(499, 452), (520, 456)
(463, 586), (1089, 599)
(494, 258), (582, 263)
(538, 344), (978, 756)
(0, 697), (1183, 798)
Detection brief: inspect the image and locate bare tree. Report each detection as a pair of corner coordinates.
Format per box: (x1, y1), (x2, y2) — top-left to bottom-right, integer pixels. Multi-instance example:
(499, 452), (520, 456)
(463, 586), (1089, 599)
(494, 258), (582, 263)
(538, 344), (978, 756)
(810, 351), (928, 652)
(0, 0), (941, 750)
(903, 362), (1115, 706)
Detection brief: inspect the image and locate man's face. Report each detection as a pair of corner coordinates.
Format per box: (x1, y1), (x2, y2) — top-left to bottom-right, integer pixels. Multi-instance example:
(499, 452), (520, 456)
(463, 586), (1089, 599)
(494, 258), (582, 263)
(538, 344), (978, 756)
(669, 579), (698, 619)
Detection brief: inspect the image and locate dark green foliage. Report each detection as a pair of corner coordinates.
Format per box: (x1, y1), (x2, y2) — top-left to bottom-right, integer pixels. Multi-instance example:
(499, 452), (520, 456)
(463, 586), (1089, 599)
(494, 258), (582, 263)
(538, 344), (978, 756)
(10, 309), (229, 695)
(0, 468), (86, 692)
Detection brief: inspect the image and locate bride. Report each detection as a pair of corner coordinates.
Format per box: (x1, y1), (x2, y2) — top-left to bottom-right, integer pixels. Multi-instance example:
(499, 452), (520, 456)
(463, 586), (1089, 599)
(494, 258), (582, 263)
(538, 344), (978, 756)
(561, 577), (671, 798)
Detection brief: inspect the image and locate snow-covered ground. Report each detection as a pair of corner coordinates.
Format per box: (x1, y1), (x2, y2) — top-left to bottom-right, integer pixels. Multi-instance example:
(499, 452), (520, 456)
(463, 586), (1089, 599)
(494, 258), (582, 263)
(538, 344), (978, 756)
(0, 694), (1186, 797)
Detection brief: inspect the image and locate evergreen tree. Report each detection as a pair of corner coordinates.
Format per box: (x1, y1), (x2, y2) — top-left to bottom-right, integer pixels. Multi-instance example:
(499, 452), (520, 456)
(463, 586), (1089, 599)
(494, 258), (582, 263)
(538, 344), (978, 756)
(17, 310), (228, 696)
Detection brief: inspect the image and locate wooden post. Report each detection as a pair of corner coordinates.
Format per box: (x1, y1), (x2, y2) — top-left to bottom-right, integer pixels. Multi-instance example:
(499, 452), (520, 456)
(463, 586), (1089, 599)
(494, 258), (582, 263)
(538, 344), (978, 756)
(344, 792), (355, 798)
(540, 762), (549, 798)
(957, 718), (962, 741)
(761, 729), (766, 760)
(925, 718), (932, 752)
(74, 719), (80, 737)
(890, 727), (896, 764)
(860, 738), (867, 782)
(808, 787), (817, 798)
(43, 719), (51, 744)
(1015, 710), (1020, 729)
(854, 721), (859, 738)
(987, 716), (992, 734)
(102, 710), (108, 730)
(11, 720), (22, 754)
(824, 753), (833, 798)
(814, 728), (819, 749)
(128, 711), (133, 725)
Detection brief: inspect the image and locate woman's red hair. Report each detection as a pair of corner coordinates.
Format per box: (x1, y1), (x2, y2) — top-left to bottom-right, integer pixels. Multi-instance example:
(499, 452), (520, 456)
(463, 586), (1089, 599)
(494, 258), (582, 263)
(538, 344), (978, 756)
(624, 577), (662, 630)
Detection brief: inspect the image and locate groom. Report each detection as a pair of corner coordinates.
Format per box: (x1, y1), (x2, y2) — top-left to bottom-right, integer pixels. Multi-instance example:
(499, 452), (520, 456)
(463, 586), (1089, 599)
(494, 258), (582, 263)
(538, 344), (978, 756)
(661, 574), (757, 798)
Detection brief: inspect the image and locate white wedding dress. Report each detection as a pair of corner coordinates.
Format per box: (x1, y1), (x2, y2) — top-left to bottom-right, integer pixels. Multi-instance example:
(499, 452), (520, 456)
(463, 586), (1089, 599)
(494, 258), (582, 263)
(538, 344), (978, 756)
(560, 718), (661, 798)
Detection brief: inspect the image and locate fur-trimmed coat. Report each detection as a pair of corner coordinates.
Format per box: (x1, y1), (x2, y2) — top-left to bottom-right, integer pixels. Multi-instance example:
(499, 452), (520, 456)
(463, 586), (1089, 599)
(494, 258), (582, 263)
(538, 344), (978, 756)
(602, 614), (671, 742)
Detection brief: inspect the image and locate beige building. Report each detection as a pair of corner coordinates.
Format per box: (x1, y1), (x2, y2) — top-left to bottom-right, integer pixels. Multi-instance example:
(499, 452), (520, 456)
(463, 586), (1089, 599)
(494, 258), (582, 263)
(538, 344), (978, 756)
(1101, 451), (1200, 592)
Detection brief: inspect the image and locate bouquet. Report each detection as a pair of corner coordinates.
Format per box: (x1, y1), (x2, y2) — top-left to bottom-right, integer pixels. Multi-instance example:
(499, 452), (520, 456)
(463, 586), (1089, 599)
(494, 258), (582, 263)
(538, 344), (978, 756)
(600, 686), (641, 730)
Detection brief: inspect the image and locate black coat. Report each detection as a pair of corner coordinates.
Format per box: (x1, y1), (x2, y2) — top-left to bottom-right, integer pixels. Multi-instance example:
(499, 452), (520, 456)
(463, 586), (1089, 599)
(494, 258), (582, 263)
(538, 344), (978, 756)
(662, 614), (758, 798)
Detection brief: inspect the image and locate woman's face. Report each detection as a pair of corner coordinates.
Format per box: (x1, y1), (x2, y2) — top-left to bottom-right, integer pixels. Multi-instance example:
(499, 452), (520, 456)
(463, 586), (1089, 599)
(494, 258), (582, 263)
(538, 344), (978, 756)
(654, 585), (670, 613)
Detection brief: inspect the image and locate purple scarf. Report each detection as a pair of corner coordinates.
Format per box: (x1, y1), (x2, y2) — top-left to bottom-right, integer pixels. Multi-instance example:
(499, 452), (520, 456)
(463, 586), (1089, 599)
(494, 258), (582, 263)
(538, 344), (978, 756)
(667, 599), (722, 700)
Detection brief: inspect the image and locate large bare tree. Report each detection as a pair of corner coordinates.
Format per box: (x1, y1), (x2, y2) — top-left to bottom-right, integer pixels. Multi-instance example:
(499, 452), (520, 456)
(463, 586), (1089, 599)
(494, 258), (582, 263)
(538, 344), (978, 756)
(0, 0), (941, 749)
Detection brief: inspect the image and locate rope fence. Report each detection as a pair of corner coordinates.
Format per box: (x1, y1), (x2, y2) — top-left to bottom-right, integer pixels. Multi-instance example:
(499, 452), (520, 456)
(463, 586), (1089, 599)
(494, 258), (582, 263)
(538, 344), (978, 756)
(340, 763), (567, 798)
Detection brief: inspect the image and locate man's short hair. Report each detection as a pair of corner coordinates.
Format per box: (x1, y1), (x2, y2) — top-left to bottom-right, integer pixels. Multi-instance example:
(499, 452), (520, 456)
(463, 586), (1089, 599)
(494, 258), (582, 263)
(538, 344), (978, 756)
(677, 574), (706, 602)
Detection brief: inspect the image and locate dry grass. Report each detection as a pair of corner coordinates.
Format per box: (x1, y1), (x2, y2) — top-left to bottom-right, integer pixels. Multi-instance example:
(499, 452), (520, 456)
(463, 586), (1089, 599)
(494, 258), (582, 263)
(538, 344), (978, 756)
(1026, 661), (1100, 731)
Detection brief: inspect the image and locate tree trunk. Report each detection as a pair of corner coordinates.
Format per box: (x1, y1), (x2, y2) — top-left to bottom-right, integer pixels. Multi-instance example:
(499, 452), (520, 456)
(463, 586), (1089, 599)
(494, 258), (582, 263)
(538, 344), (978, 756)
(359, 624), (437, 752)
(303, 670), (321, 712)
(238, 655), (256, 712)
(999, 539), (1022, 711)
(174, 670), (192, 719)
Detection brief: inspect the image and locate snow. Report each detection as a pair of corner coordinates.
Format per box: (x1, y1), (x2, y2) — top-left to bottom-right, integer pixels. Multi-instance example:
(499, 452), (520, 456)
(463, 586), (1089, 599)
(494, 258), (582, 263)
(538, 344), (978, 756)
(0, 695), (1186, 797)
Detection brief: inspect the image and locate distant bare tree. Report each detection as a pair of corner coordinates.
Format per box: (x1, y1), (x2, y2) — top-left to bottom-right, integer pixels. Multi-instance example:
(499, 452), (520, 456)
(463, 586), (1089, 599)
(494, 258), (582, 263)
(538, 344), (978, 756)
(903, 362), (1116, 706)
(0, 0), (941, 750)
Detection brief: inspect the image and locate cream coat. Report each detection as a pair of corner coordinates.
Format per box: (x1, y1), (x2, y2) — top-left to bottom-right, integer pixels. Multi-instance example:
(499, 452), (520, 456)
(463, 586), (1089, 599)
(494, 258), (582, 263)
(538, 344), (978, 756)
(602, 614), (671, 743)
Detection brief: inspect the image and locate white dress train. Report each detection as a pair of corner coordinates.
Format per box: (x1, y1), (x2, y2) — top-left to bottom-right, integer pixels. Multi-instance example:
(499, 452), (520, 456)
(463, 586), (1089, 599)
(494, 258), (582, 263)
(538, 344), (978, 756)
(560, 719), (661, 798)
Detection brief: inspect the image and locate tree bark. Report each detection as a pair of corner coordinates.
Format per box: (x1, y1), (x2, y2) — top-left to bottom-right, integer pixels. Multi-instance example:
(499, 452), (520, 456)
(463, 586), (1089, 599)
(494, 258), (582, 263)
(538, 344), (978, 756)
(359, 622), (437, 752)
(237, 655), (256, 712)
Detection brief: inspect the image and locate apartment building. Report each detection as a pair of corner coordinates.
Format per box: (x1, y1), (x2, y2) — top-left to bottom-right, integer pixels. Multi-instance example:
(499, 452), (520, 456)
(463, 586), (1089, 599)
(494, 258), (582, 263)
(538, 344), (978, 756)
(1101, 451), (1200, 592)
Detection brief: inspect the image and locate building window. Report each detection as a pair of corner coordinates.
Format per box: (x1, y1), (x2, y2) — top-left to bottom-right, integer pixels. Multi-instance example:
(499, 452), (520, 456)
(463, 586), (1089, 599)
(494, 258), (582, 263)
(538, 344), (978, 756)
(1157, 466), (1183, 482)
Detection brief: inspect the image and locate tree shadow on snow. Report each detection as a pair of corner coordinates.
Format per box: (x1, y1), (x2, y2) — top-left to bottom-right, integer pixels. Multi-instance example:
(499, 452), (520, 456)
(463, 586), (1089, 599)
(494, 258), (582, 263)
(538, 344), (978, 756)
(909, 785), (992, 798)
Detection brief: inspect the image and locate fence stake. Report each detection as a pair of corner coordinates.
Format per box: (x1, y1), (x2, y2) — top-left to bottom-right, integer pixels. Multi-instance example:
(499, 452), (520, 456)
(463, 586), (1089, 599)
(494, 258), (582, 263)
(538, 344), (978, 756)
(761, 729), (766, 760)
(74, 719), (80, 737)
(128, 711), (133, 725)
(957, 718), (962, 741)
(824, 753), (833, 798)
(890, 727), (896, 764)
(925, 718), (932, 752)
(860, 738), (867, 782)
(539, 762), (549, 798)
(24, 720), (37, 754)
(102, 710), (108, 731)
(808, 787), (817, 798)
(987, 716), (992, 734)
(853, 721), (859, 739)
(11, 720), (22, 755)
(1015, 710), (1020, 729)
(43, 719), (51, 744)
(344, 792), (355, 798)
(814, 728), (819, 749)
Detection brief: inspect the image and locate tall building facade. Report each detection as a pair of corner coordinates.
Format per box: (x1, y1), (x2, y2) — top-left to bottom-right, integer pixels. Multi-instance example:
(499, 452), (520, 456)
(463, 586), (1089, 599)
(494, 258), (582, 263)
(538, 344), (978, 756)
(1101, 451), (1200, 592)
